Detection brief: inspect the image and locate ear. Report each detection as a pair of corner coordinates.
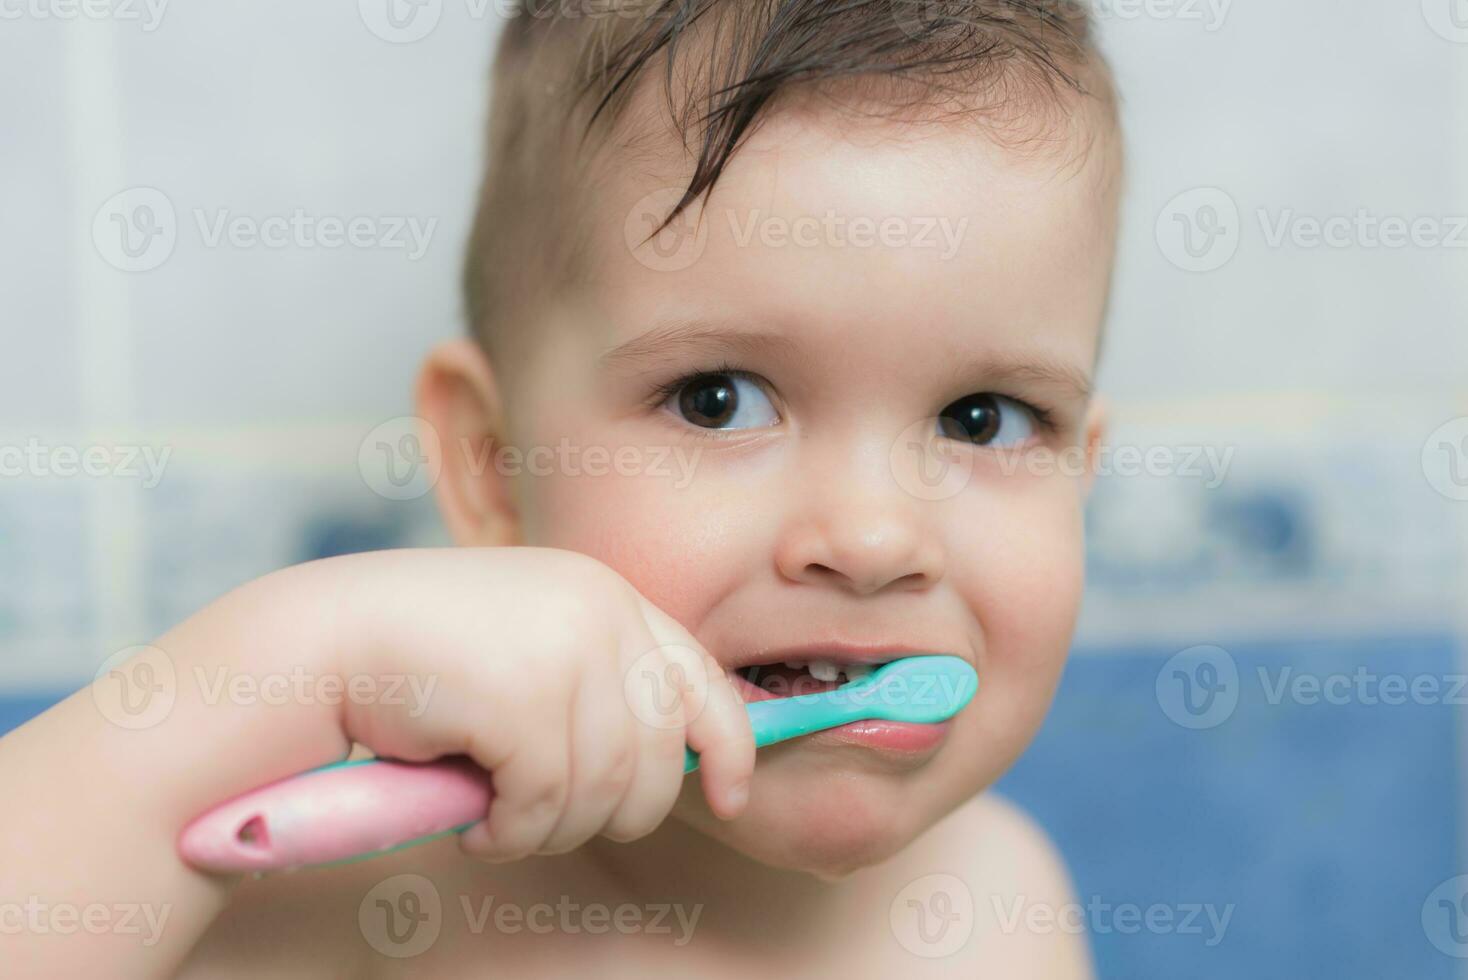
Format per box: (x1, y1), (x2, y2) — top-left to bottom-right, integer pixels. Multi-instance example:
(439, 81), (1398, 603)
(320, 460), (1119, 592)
(1080, 394), (1108, 501)
(414, 338), (522, 547)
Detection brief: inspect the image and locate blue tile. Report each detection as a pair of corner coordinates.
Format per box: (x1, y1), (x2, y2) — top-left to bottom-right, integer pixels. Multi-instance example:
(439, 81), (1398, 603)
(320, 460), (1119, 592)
(999, 633), (1461, 978)
(0, 693), (65, 735)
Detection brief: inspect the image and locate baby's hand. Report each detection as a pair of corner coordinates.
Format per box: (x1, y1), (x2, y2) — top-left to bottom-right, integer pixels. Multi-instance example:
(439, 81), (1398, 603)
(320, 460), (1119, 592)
(332, 547), (753, 862)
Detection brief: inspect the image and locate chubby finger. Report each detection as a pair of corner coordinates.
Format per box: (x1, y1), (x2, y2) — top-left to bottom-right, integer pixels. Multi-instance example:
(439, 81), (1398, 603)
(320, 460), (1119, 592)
(459, 696), (572, 862)
(537, 660), (638, 854)
(602, 647), (689, 842)
(660, 642), (754, 820)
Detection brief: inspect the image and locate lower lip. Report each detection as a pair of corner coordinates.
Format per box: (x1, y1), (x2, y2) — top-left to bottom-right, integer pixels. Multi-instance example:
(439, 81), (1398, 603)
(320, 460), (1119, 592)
(808, 718), (951, 755)
(731, 672), (952, 757)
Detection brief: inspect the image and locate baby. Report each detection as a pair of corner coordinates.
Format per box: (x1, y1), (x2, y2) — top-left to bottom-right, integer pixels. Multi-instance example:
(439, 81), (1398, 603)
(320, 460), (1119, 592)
(2, 0), (1122, 976)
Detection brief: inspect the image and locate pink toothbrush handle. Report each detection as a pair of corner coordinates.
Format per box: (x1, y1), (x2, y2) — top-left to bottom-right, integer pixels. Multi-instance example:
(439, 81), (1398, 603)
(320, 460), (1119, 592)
(177, 757), (492, 874)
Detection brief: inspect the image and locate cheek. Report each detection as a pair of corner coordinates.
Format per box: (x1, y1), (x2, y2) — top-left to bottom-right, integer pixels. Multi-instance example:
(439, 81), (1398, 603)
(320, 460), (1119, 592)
(521, 465), (760, 630)
(955, 478), (1086, 749)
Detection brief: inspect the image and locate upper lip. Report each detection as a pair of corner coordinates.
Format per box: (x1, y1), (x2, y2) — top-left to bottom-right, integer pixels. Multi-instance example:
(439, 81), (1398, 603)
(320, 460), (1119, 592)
(724, 642), (949, 672)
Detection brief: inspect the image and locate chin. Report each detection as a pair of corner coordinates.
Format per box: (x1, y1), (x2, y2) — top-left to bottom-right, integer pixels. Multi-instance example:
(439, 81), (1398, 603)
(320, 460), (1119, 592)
(678, 766), (938, 879)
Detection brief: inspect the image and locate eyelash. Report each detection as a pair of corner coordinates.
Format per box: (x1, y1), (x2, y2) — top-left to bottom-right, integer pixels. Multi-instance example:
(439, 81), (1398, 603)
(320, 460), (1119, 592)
(645, 362), (1060, 436)
(644, 360), (757, 409)
(1016, 400), (1058, 435)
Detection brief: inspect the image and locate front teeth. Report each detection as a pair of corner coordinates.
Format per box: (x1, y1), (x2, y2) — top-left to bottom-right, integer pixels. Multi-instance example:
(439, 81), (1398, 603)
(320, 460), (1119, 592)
(753, 659), (881, 684)
(807, 660), (842, 682)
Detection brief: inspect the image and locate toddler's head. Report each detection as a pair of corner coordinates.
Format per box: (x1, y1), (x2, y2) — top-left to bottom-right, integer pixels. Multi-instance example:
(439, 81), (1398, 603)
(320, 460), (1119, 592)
(422, 0), (1121, 877)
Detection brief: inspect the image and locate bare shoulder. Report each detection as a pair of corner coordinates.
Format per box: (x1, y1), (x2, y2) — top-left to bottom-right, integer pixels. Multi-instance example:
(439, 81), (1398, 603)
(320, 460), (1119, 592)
(946, 792), (1081, 896)
(884, 792), (1095, 979)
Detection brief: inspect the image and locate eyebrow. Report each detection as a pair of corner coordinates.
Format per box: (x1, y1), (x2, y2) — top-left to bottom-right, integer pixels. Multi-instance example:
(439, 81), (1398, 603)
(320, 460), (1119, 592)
(946, 348), (1095, 403)
(599, 317), (1093, 402)
(597, 318), (802, 373)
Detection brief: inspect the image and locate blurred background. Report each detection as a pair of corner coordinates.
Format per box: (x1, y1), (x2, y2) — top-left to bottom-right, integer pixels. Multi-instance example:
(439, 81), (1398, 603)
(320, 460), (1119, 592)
(2, 1), (1466, 975)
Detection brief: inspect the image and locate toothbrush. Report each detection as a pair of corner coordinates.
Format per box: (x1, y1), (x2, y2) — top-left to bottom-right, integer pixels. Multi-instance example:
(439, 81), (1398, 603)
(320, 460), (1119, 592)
(178, 655), (977, 874)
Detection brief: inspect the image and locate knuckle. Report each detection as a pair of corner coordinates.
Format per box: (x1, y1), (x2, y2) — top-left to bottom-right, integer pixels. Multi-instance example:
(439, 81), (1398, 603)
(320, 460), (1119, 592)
(592, 739), (638, 797)
(513, 772), (570, 825)
(649, 727), (689, 767)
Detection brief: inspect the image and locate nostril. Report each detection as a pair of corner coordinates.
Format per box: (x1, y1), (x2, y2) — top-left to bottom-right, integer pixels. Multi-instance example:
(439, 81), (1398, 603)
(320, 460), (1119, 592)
(891, 570), (931, 591)
(235, 815), (270, 850)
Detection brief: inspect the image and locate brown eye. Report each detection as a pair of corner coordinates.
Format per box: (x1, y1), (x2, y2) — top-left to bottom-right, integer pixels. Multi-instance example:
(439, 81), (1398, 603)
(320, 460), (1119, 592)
(669, 373), (778, 430)
(938, 393), (1036, 447)
(679, 375), (737, 427)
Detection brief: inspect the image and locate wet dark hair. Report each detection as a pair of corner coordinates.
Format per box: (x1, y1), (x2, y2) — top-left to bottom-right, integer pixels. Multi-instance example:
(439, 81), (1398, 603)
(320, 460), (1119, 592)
(465, 0), (1114, 357)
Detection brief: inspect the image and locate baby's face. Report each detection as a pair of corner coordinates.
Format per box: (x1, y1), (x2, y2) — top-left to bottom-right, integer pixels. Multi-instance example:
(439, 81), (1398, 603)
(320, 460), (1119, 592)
(486, 100), (1116, 876)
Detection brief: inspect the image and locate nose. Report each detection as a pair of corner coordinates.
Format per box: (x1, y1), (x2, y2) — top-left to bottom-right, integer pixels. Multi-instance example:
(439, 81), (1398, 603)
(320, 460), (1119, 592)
(774, 479), (946, 597)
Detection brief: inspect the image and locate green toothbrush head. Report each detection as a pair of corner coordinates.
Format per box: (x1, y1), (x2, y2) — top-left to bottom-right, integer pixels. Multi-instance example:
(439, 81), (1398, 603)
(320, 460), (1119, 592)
(684, 654), (979, 772)
(834, 654), (979, 723)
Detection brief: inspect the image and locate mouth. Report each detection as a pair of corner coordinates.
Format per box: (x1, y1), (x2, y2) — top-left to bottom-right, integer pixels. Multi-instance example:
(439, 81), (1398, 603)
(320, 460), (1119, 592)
(727, 647), (958, 762)
(732, 659), (879, 703)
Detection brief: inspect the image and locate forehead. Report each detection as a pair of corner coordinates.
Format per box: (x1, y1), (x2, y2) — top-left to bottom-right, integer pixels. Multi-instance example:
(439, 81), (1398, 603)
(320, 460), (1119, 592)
(573, 89), (1119, 378)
